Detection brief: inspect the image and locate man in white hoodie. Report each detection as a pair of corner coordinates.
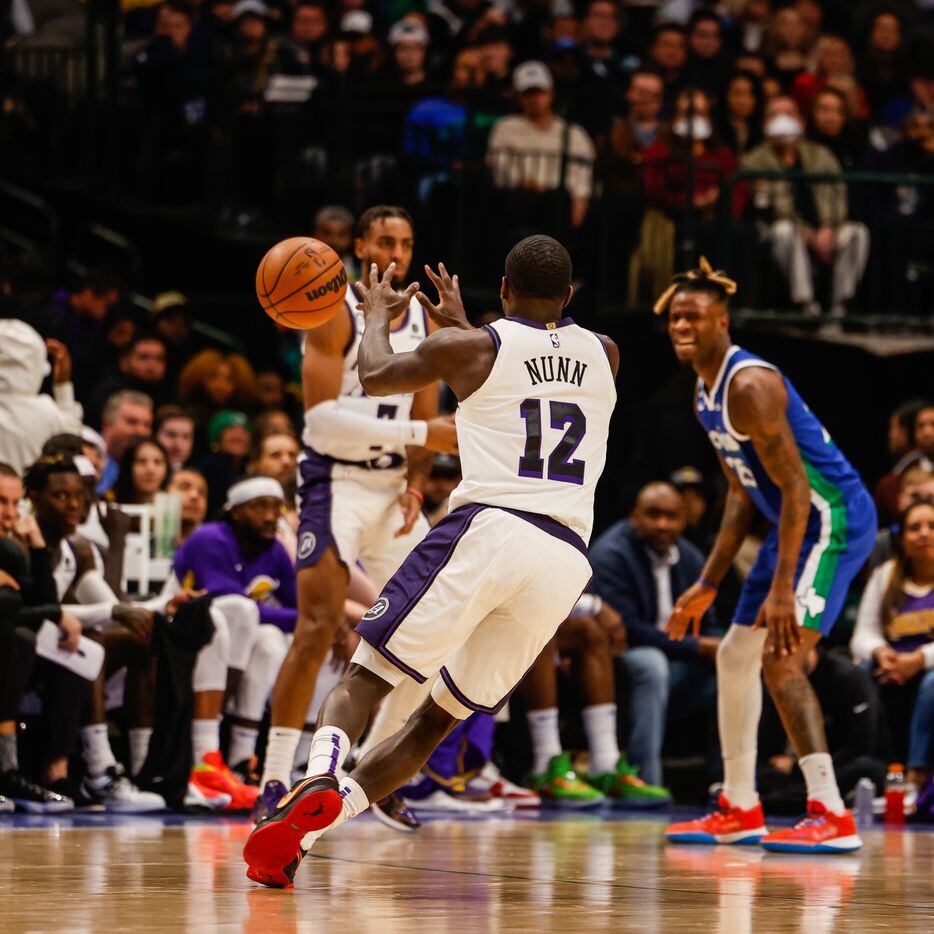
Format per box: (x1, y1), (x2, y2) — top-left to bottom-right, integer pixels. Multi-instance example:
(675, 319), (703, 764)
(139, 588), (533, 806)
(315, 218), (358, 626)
(0, 320), (84, 473)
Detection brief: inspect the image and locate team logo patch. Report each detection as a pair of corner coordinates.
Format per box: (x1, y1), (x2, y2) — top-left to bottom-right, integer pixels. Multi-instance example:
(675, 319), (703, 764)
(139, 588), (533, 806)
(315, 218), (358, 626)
(298, 532), (317, 560)
(549, 332), (561, 349)
(246, 575), (279, 603)
(797, 587), (826, 618)
(363, 597), (390, 621)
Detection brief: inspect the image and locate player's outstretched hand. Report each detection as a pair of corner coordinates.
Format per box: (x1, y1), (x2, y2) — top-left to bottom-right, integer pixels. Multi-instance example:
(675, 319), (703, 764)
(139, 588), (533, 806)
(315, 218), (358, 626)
(356, 262), (419, 321)
(417, 263), (471, 330)
(754, 585), (801, 657)
(666, 581), (717, 641)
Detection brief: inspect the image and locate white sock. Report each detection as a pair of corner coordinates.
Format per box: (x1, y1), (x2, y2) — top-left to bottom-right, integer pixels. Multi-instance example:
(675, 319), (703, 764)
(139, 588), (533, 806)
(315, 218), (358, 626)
(228, 725), (259, 767)
(128, 728), (152, 778)
(581, 703), (620, 776)
(306, 726), (350, 778)
(293, 729), (314, 773)
(799, 752), (845, 815)
(717, 626), (767, 811)
(191, 718), (220, 767)
(298, 776), (368, 853)
(261, 726), (301, 787)
(81, 724), (118, 777)
(527, 707), (562, 775)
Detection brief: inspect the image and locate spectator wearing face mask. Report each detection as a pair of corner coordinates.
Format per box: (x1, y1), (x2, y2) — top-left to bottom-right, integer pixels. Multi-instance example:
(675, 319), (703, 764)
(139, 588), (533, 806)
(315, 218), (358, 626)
(742, 95), (870, 318)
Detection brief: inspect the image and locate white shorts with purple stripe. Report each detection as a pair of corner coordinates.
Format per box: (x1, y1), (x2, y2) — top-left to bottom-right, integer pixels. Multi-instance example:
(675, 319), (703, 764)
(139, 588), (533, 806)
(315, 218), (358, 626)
(352, 504), (593, 720)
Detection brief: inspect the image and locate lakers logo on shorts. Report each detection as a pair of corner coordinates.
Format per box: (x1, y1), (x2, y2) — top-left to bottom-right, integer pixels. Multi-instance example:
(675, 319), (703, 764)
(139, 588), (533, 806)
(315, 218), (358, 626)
(298, 532), (317, 560)
(363, 597), (390, 621)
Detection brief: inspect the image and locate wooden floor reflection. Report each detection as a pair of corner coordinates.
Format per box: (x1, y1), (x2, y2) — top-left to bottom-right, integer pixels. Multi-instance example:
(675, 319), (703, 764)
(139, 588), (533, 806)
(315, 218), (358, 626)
(2, 814), (933, 932)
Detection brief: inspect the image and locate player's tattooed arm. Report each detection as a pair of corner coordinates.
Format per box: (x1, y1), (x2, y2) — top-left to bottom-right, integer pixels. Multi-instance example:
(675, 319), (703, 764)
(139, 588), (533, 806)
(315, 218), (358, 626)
(730, 368), (811, 655)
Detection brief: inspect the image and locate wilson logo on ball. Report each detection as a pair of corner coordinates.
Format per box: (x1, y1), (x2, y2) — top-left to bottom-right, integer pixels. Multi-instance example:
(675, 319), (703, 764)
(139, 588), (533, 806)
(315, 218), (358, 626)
(305, 268), (348, 303)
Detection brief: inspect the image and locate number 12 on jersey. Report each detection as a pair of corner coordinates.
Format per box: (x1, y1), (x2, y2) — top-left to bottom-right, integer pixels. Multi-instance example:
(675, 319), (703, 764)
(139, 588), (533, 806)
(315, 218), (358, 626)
(518, 399), (587, 485)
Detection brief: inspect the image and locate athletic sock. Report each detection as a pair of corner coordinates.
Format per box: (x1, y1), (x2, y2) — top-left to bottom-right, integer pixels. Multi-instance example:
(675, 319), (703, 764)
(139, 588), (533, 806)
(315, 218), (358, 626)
(191, 719), (220, 767)
(261, 727), (301, 788)
(81, 723), (118, 777)
(527, 708), (562, 775)
(228, 725), (259, 768)
(581, 703), (620, 776)
(0, 733), (18, 772)
(799, 752), (846, 815)
(306, 726), (350, 778)
(723, 751), (759, 811)
(298, 777), (369, 852)
(128, 728), (152, 778)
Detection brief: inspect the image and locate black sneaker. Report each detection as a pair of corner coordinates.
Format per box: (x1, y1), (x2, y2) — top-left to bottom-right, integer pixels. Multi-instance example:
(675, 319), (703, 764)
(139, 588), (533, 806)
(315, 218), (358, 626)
(46, 778), (101, 812)
(0, 769), (74, 814)
(371, 792), (420, 832)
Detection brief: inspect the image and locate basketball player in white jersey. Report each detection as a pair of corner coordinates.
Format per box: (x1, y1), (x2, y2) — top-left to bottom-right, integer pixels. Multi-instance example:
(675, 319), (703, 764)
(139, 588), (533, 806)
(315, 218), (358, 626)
(244, 234), (619, 888)
(255, 206), (457, 821)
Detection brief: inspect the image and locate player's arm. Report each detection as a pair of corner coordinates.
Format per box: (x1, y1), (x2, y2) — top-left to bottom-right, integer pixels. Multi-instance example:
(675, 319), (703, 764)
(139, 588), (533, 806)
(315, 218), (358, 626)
(358, 263), (495, 401)
(730, 368), (811, 656)
(301, 310), (433, 459)
(592, 332), (620, 379)
(667, 457), (754, 641)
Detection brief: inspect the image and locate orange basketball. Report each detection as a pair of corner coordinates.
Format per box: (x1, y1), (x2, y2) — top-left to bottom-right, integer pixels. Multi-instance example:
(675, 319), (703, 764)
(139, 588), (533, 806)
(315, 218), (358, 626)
(256, 237), (348, 330)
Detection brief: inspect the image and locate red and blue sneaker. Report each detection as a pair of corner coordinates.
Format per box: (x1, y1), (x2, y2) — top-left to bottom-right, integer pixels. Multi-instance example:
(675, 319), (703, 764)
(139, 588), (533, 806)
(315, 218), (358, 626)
(666, 795), (768, 846)
(251, 780), (288, 825)
(243, 774), (343, 889)
(760, 801), (862, 854)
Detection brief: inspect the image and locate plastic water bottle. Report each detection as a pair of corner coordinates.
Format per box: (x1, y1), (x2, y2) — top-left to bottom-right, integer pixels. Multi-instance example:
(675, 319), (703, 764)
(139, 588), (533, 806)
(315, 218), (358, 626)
(884, 763), (906, 825)
(855, 777), (874, 829)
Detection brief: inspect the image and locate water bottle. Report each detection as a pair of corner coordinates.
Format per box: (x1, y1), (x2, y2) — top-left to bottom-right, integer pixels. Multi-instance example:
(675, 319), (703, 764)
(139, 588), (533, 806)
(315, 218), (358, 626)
(884, 763), (906, 825)
(855, 777), (874, 829)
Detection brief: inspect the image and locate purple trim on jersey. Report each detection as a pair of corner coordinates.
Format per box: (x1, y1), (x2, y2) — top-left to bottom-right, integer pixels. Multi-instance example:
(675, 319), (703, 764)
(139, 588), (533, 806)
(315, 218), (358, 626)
(482, 323), (501, 353)
(439, 647), (544, 717)
(506, 316), (575, 330)
(421, 305), (430, 338)
(355, 504), (485, 678)
(296, 446), (342, 570)
(341, 302), (357, 358)
(392, 306), (410, 332)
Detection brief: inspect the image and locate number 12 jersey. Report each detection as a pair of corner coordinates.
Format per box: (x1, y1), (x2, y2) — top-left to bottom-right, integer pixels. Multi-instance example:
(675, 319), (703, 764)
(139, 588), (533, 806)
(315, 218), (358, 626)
(447, 316), (617, 543)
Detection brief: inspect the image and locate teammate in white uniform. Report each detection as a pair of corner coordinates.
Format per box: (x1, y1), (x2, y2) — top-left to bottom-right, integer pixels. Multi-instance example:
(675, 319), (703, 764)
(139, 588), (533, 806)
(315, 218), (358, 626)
(244, 234), (619, 889)
(256, 206), (457, 817)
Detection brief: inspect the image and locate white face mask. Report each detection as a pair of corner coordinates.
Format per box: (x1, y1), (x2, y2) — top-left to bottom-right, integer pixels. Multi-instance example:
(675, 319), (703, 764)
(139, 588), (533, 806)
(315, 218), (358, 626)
(765, 113), (804, 141)
(672, 115), (712, 140)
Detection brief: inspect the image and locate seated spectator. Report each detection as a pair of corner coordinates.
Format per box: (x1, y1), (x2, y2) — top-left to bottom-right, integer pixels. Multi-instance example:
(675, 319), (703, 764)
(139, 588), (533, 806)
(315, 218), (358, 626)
(252, 409), (297, 441)
(807, 86), (868, 171)
(646, 22), (687, 106)
(864, 110), (934, 221)
(857, 8), (908, 122)
(98, 390), (154, 496)
(273, 0), (330, 77)
(883, 66), (934, 132)
(718, 70), (765, 155)
(574, 0), (629, 138)
(50, 270), (121, 365)
(471, 25), (514, 116)
(876, 401), (934, 526)
(868, 465), (934, 574)
(763, 5), (811, 90)
(112, 438), (170, 506)
(168, 468), (209, 543)
(743, 95), (869, 317)
(590, 481), (720, 787)
(792, 35), (869, 122)
(851, 500), (934, 789)
(0, 321), (83, 475)
(248, 431), (300, 555)
(683, 10), (732, 97)
(0, 463), (84, 813)
(179, 349), (257, 454)
(199, 410), (253, 516)
(85, 331), (169, 427)
(254, 369), (302, 428)
(154, 404), (195, 473)
(150, 292), (201, 382)
(486, 61), (595, 230)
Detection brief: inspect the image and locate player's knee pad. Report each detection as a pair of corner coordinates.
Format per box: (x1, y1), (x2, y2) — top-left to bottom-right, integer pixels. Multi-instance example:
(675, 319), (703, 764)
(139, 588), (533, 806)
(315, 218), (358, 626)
(212, 594), (261, 671)
(193, 609), (231, 694)
(717, 625), (766, 679)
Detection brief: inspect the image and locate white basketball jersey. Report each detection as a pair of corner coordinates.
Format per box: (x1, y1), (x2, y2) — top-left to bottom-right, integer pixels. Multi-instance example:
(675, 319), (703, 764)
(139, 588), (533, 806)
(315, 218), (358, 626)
(447, 316), (616, 542)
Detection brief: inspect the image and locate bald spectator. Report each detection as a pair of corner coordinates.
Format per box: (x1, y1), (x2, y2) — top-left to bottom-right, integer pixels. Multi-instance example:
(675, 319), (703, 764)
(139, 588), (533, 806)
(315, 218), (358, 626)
(97, 390), (154, 495)
(589, 481), (720, 786)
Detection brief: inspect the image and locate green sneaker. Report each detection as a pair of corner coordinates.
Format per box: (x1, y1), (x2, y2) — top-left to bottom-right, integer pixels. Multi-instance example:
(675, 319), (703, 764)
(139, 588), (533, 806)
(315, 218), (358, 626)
(529, 753), (605, 809)
(586, 755), (672, 809)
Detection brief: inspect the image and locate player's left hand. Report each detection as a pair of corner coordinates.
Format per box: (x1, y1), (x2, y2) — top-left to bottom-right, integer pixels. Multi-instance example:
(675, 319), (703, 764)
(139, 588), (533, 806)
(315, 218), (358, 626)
(416, 263), (472, 330)
(666, 581), (717, 641)
(356, 262), (419, 321)
(396, 490), (423, 537)
(755, 585), (801, 657)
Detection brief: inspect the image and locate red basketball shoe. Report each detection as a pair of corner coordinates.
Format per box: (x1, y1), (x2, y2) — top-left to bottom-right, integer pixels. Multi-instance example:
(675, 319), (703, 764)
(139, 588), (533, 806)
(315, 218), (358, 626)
(666, 795), (768, 845)
(760, 801), (862, 854)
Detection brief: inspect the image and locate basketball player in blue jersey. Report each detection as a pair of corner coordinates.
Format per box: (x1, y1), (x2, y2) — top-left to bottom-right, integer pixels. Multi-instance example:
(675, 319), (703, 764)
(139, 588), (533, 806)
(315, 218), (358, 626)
(255, 206), (457, 827)
(243, 235), (618, 888)
(661, 260), (876, 854)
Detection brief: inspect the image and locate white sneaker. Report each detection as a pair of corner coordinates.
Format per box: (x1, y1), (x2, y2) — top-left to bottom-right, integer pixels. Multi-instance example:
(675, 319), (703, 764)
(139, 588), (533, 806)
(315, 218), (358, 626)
(183, 781), (232, 812)
(405, 789), (508, 814)
(469, 763), (541, 808)
(81, 766), (166, 813)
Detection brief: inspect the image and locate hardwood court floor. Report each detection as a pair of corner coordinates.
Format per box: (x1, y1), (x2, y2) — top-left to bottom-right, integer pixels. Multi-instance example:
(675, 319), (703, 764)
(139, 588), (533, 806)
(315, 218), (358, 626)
(2, 811), (933, 932)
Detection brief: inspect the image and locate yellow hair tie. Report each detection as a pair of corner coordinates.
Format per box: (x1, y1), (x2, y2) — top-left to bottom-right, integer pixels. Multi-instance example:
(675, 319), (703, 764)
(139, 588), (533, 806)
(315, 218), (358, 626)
(652, 256), (738, 315)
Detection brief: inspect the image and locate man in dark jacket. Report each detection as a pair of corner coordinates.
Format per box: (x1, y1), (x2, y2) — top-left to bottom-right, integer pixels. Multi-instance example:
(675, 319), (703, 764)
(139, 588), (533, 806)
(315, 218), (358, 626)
(590, 481), (720, 785)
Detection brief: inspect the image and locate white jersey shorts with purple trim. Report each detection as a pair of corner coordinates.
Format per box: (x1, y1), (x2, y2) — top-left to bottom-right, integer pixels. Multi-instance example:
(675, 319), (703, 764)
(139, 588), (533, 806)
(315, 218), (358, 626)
(352, 503), (592, 720)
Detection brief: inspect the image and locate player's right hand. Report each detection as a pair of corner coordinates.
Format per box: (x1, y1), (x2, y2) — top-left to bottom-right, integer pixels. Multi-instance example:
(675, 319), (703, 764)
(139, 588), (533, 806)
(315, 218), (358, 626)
(425, 415), (458, 454)
(113, 604), (155, 644)
(416, 263), (472, 330)
(666, 581), (717, 641)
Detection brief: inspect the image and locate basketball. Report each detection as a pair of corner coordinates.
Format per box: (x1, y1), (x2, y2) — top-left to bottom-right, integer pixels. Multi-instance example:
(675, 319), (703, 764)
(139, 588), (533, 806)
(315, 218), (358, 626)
(256, 236), (348, 329)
